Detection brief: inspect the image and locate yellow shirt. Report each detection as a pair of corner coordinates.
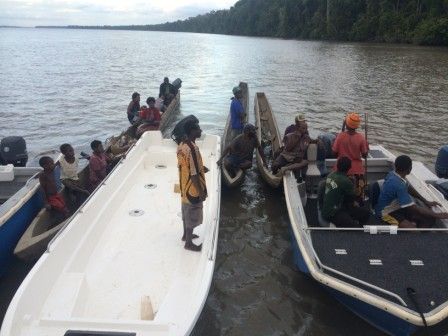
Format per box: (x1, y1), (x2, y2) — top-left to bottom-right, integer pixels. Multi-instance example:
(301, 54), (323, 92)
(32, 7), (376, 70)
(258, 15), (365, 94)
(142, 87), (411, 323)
(177, 141), (207, 204)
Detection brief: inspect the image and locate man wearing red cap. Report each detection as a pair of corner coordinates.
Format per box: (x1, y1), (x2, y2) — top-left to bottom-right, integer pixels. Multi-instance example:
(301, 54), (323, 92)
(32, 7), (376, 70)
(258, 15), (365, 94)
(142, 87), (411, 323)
(332, 112), (369, 200)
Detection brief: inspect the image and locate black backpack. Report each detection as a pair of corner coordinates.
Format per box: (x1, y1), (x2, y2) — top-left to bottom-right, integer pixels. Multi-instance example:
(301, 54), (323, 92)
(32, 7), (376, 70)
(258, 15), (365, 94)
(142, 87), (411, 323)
(171, 115), (199, 144)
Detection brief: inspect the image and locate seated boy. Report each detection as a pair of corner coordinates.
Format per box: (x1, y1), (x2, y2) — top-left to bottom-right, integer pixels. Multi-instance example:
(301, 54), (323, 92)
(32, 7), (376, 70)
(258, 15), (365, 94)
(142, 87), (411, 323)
(322, 156), (370, 227)
(137, 97), (162, 138)
(59, 143), (90, 198)
(375, 155), (448, 228)
(89, 140), (111, 192)
(39, 156), (69, 217)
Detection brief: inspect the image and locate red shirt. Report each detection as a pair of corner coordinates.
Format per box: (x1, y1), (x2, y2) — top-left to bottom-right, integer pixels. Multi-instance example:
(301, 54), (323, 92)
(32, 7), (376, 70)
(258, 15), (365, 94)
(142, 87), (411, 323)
(89, 153), (108, 190)
(332, 131), (369, 175)
(139, 107), (161, 123)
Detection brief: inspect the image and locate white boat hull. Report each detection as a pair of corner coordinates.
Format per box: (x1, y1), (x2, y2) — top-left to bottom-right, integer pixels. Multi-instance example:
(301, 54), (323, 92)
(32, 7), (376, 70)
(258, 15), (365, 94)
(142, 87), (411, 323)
(1, 131), (221, 336)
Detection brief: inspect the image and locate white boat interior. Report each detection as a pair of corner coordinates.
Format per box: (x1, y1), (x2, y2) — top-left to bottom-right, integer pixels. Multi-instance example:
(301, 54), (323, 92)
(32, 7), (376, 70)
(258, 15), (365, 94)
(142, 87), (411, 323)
(1, 131), (221, 336)
(285, 144), (448, 326)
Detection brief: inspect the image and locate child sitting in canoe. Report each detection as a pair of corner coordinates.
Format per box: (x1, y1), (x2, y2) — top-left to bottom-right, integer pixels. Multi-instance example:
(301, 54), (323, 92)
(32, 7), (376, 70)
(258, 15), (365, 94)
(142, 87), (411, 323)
(39, 156), (69, 217)
(89, 140), (112, 192)
(59, 143), (90, 199)
(136, 97), (162, 138)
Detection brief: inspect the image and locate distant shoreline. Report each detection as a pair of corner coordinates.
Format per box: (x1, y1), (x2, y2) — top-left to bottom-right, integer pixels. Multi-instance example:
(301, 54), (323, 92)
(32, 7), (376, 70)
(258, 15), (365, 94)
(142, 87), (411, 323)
(0, 26), (30, 28)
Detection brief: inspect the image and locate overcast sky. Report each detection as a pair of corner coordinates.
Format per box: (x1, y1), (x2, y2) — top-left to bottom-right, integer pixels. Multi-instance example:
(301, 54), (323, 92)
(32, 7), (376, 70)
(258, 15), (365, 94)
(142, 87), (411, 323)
(0, 0), (237, 27)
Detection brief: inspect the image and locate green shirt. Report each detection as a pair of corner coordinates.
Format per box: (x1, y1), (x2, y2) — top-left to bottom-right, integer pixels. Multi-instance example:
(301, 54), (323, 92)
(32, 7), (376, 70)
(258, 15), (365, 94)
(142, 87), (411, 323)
(321, 172), (355, 220)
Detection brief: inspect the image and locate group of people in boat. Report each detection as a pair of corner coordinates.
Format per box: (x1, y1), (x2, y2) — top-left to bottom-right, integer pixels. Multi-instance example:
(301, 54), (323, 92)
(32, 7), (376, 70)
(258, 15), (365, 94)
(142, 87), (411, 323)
(218, 84), (448, 229)
(126, 77), (178, 138)
(37, 140), (119, 220)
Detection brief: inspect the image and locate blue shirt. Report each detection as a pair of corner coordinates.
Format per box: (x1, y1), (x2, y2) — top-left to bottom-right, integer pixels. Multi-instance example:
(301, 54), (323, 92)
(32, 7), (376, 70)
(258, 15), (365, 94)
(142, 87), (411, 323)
(375, 171), (414, 218)
(230, 98), (244, 130)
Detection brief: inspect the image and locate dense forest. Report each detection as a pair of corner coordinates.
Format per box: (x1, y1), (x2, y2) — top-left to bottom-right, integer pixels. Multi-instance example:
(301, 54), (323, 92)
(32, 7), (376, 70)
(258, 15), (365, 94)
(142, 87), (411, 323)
(42, 0), (448, 46)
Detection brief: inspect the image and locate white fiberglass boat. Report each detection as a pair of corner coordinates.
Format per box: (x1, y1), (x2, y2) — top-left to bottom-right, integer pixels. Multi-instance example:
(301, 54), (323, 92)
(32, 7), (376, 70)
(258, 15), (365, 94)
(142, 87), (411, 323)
(1, 131), (221, 336)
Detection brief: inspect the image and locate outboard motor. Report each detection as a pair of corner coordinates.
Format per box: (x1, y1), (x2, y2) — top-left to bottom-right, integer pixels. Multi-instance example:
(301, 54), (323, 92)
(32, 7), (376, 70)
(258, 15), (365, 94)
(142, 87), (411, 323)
(171, 115), (199, 145)
(434, 180), (448, 200)
(435, 145), (448, 178)
(172, 78), (182, 94)
(0, 136), (28, 167)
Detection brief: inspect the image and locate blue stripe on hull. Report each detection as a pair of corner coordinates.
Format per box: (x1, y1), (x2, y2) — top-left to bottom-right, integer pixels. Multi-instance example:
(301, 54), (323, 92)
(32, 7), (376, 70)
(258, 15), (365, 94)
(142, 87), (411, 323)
(289, 229), (418, 336)
(289, 226), (309, 274)
(0, 191), (43, 277)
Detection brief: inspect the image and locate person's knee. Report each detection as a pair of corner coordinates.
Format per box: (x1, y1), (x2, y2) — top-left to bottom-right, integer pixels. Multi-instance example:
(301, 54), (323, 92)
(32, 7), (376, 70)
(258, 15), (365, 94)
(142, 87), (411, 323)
(240, 161), (252, 170)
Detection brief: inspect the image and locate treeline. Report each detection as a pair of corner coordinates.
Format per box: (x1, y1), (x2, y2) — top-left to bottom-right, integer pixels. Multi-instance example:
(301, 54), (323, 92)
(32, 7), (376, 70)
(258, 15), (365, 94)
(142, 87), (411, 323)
(39, 0), (448, 46)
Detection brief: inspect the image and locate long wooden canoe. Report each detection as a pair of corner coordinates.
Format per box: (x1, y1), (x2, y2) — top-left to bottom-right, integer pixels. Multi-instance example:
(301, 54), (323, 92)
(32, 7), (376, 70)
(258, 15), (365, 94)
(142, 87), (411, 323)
(254, 92), (283, 188)
(221, 82), (249, 187)
(2, 131), (221, 336)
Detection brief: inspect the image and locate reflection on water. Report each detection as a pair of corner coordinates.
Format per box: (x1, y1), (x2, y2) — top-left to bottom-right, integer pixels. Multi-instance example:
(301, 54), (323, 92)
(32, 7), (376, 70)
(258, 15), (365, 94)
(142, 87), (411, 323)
(1, 28), (447, 335)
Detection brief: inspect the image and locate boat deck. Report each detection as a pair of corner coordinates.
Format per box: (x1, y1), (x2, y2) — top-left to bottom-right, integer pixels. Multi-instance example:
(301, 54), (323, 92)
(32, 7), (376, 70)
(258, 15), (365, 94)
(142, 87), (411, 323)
(311, 230), (448, 313)
(303, 193), (448, 313)
(78, 162), (205, 320)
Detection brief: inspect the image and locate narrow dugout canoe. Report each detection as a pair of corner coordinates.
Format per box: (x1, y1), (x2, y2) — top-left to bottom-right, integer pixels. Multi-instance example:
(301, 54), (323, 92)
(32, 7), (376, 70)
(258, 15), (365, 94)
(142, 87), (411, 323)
(254, 92), (282, 188)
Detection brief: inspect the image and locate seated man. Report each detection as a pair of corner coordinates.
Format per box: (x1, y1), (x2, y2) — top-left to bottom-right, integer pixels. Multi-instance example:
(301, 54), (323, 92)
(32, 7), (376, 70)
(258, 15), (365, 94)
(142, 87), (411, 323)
(375, 155), (448, 228)
(127, 92), (140, 125)
(322, 156), (370, 227)
(283, 113), (308, 142)
(159, 77), (175, 106)
(217, 123), (266, 176)
(272, 122), (309, 176)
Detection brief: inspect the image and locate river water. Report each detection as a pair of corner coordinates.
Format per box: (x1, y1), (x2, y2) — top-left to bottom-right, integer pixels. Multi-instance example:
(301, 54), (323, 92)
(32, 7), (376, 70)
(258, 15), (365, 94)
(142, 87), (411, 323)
(1, 28), (447, 335)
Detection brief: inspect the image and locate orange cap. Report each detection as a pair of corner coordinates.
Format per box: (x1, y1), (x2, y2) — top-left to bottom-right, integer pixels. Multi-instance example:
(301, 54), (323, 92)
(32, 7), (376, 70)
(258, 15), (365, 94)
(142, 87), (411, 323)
(346, 112), (361, 129)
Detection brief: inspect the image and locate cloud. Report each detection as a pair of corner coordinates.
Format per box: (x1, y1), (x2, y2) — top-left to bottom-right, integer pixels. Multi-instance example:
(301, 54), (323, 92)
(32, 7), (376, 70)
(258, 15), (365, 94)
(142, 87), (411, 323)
(0, 0), (236, 26)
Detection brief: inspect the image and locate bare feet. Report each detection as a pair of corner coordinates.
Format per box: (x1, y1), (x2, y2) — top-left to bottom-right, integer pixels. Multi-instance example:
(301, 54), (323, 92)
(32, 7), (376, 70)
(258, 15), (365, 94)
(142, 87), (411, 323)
(184, 242), (202, 252)
(181, 234), (199, 241)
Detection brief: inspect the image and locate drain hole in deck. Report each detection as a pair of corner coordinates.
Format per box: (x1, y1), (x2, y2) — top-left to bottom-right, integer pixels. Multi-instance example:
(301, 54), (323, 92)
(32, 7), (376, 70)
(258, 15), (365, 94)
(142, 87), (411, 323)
(145, 184), (157, 189)
(129, 209), (145, 217)
(155, 164), (166, 169)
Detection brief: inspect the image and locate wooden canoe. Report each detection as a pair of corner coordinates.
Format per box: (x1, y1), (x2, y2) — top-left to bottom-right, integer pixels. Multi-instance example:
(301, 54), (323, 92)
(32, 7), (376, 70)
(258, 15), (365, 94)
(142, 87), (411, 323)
(221, 82), (249, 187)
(2, 131), (221, 336)
(254, 92), (283, 188)
(13, 165), (89, 261)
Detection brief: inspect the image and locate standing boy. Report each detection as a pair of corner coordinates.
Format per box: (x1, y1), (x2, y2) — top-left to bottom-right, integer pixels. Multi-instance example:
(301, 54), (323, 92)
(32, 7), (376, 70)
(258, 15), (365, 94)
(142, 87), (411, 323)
(177, 120), (207, 252)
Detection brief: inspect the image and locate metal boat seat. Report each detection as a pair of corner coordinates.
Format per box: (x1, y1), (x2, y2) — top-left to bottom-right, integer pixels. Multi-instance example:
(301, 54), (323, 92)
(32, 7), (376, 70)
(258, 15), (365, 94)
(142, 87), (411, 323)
(306, 144), (321, 198)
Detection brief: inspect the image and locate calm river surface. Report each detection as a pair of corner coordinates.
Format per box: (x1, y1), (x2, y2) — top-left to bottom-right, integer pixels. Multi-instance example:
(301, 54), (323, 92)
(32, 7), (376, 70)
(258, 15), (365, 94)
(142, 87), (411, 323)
(1, 28), (447, 336)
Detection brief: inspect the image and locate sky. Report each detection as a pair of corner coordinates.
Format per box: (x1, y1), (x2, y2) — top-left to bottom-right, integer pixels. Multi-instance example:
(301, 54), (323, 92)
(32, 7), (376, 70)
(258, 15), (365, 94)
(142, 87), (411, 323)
(0, 0), (237, 27)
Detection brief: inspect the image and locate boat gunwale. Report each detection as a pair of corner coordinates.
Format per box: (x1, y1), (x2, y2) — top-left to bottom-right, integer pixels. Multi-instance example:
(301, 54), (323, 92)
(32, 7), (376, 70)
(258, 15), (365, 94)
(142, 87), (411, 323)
(0, 170), (42, 227)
